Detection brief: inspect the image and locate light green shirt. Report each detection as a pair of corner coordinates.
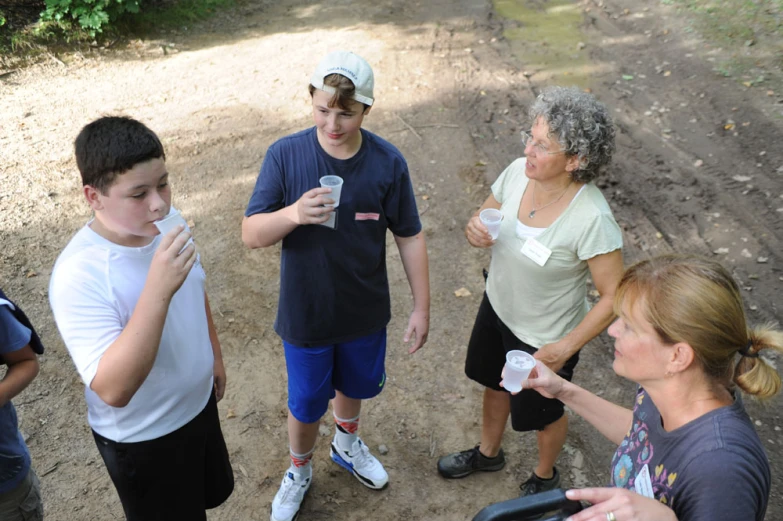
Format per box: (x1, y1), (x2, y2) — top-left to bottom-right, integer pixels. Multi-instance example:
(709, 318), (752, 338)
(486, 158), (622, 348)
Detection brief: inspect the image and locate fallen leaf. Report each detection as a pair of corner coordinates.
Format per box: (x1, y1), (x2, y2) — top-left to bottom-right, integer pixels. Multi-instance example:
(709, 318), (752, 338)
(422, 195), (430, 200)
(732, 175), (752, 182)
(694, 159), (704, 167)
(724, 123), (735, 130)
(26, 271), (37, 278)
(187, 219), (195, 228)
(767, 90), (775, 96)
(454, 287), (472, 298)
(622, 74), (634, 81)
(713, 248), (729, 255)
(226, 408), (236, 419)
(743, 81), (753, 88)
(663, 71), (671, 77)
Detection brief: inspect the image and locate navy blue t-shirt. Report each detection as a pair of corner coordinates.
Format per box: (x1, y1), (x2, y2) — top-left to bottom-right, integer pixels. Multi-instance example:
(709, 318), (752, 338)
(0, 303), (34, 494)
(245, 127), (421, 345)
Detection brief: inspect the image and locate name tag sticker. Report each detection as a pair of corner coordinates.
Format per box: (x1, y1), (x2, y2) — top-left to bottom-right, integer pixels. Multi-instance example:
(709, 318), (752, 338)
(634, 464), (655, 499)
(520, 238), (552, 267)
(355, 212), (380, 221)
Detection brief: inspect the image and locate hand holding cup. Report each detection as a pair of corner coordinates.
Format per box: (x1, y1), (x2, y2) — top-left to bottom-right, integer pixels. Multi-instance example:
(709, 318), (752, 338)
(294, 187), (335, 225)
(500, 350), (536, 393)
(479, 208), (503, 240)
(465, 210), (498, 248)
(319, 175), (343, 207)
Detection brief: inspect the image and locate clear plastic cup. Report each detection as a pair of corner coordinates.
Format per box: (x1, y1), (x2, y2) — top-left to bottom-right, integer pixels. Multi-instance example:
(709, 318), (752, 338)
(479, 208), (503, 240)
(154, 211), (194, 251)
(320, 175), (344, 207)
(502, 350), (536, 393)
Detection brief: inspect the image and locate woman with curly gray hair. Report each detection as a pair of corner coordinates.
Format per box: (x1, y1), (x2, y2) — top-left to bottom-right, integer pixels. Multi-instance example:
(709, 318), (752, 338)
(438, 87), (624, 497)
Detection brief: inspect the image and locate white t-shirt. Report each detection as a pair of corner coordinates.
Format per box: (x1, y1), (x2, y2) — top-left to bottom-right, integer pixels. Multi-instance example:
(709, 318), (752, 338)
(49, 218), (214, 443)
(486, 158), (623, 348)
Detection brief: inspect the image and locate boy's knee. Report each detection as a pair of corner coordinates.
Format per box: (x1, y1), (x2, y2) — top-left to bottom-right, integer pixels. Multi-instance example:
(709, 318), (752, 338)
(288, 391), (331, 424)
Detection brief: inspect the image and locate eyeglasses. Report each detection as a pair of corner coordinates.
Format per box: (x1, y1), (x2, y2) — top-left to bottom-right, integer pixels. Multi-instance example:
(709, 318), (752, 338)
(520, 130), (566, 156)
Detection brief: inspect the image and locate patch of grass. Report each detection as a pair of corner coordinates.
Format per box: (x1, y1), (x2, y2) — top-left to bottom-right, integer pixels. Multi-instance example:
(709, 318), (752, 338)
(0, 20), (94, 69)
(0, 0), (237, 67)
(118, 0), (237, 35)
(666, 0), (783, 47)
(663, 0), (783, 89)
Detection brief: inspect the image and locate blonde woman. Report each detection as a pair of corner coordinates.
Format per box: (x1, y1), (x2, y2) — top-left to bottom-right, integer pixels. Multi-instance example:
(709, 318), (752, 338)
(518, 255), (777, 521)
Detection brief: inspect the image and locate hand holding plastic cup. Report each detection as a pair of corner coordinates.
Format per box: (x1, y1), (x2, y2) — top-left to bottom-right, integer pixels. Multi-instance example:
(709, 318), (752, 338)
(319, 175), (343, 207)
(479, 208), (503, 240)
(502, 350), (536, 393)
(154, 211), (194, 251)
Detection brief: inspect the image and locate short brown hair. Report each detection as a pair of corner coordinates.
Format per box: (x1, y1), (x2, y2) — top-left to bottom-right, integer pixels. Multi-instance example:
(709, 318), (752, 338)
(74, 116), (165, 195)
(308, 73), (370, 112)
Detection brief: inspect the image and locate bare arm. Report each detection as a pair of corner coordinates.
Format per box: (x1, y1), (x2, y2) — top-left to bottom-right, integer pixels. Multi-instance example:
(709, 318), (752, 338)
(0, 345), (39, 408)
(394, 231), (430, 353)
(242, 188), (334, 249)
(90, 229), (197, 408)
(520, 361), (633, 445)
(557, 379), (633, 445)
(535, 249), (624, 372)
(464, 194), (501, 248)
(204, 293), (226, 401)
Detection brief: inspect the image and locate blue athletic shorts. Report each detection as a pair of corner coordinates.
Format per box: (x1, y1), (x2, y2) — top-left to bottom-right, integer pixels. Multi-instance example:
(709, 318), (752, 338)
(283, 328), (387, 423)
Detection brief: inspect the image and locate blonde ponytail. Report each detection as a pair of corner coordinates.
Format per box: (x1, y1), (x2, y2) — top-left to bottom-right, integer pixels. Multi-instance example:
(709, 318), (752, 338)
(735, 327), (783, 399)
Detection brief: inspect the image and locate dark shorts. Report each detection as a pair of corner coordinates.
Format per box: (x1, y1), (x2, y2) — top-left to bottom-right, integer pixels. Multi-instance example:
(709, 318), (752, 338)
(284, 328), (387, 423)
(465, 292), (580, 432)
(93, 392), (234, 521)
(0, 468), (43, 521)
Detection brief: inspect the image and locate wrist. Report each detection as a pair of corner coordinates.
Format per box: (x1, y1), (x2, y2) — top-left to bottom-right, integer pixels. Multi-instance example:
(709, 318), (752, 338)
(557, 380), (578, 401)
(282, 204), (301, 226)
(413, 301), (430, 315)
(140, 283), (174, 309)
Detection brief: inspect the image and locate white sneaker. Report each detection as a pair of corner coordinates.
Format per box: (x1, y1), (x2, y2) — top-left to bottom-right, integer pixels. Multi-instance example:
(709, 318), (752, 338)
(330, 437), (389, 490)
(270, 467), (311, 521)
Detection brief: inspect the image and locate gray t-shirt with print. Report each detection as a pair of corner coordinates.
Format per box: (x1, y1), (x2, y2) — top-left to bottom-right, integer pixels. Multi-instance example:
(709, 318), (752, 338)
(610, 387), (769, 521)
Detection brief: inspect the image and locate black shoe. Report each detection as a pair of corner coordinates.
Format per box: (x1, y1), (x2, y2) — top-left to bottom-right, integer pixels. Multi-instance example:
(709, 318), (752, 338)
(519, 467), (561, 497)
(437, 445), (506, 479)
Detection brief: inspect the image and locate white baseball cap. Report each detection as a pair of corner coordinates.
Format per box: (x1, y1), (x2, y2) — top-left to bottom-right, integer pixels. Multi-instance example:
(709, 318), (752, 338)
(310, 51), (374, 106)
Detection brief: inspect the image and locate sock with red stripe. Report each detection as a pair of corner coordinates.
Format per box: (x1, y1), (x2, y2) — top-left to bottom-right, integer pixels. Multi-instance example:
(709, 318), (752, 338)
(334, 414), (359, 451)
(289, 446), (314, 474)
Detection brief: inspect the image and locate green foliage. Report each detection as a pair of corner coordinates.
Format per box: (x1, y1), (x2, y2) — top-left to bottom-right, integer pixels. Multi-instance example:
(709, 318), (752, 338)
(124, 0), (235, 32)
(0, 11), (6, 27)
(40, 0), (141, 36)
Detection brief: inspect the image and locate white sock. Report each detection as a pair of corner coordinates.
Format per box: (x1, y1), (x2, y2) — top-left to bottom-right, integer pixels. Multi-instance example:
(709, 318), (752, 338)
(334, 413), (359, 451)
(288, 447), (314, 477)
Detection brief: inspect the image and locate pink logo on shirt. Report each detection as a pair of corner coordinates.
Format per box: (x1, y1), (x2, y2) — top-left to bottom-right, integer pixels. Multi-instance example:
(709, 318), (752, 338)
(355, 213), (380, 221)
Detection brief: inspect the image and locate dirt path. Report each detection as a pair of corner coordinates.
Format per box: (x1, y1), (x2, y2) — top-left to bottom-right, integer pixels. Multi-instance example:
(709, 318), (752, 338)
(1, 0), (781, 519)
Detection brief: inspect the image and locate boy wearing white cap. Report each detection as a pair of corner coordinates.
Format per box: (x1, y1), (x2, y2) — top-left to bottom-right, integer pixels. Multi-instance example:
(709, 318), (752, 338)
(243, 51), (430, 521)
